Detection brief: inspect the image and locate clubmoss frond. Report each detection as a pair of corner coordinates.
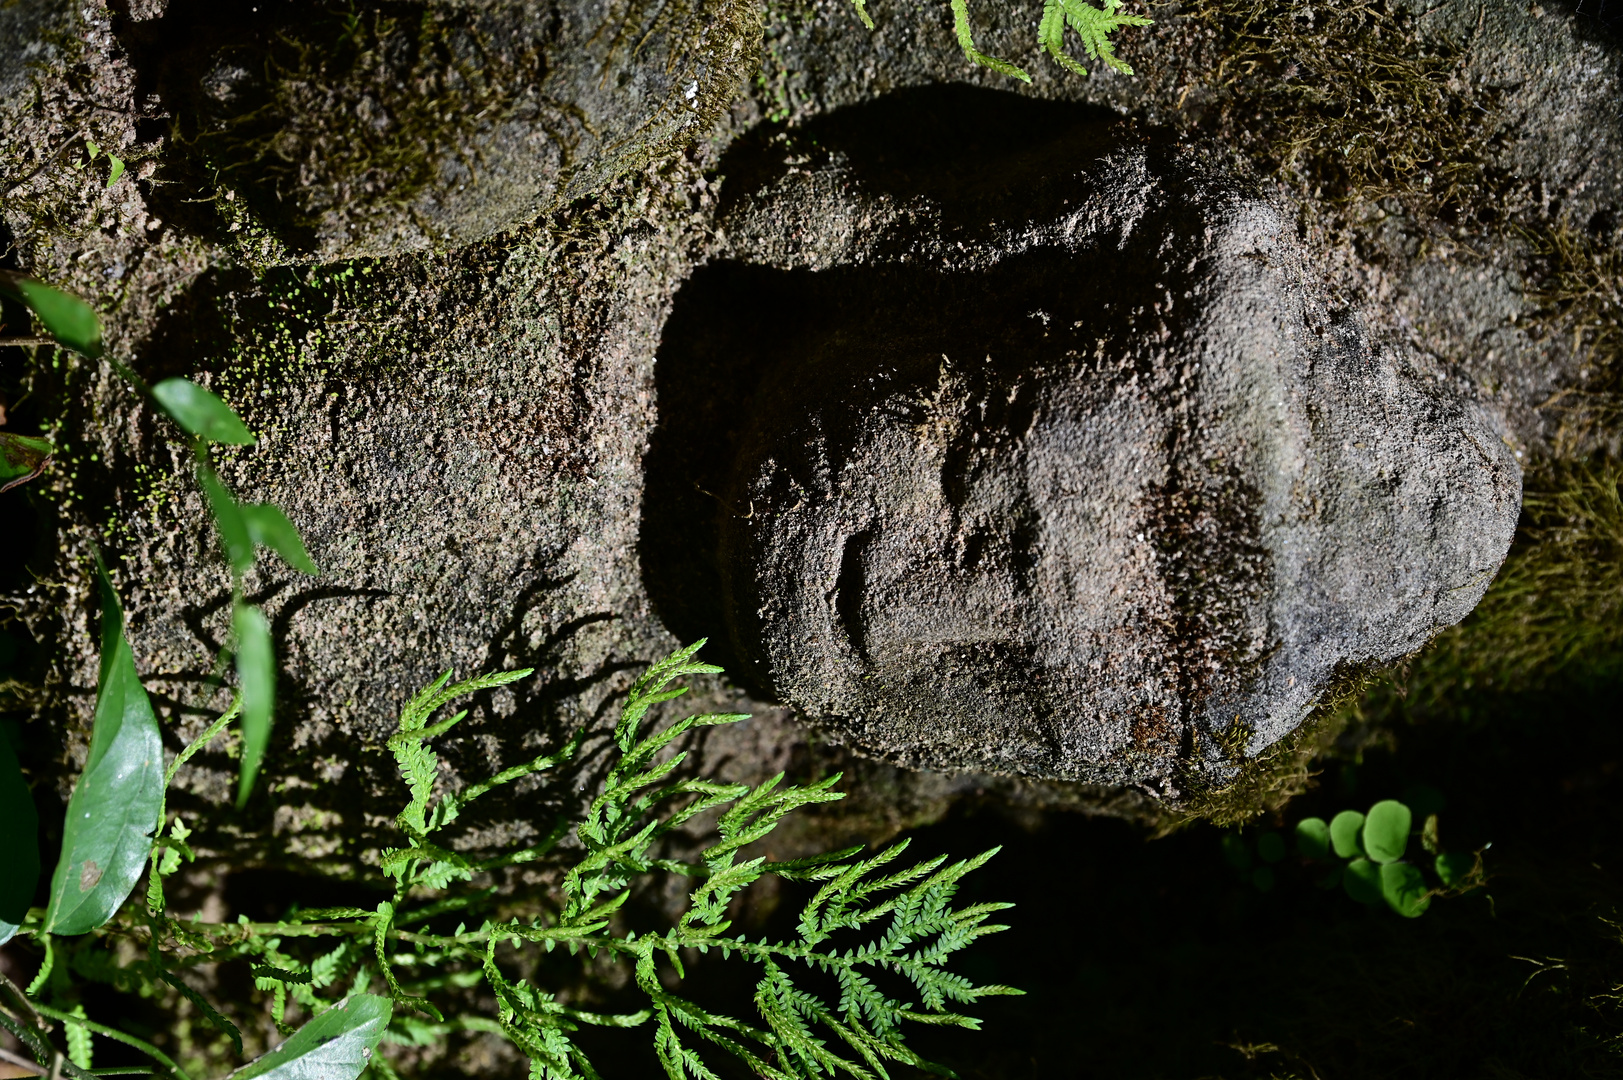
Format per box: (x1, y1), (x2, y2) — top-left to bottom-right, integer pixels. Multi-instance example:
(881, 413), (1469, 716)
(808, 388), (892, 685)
(847, 0), (1151, 81)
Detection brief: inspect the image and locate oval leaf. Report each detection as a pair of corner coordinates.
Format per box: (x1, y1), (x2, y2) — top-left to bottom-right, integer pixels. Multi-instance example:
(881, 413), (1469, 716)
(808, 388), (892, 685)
(1363, 800), (1412, 864)
(235, 603), (275, 808)
(0, 729), (40, 944)
(230, 994), (392, 1080)
(44, 554), (164, 935)
(1342, 857), (1382, 906)
(1294, 817), (1330, 860)
(152, 379), (255, 445)
(1380, 861), (1431, 918)
(1329, 810), (1365, 859)
(0, 432), (54, 494)
(8, 277), (103, 359)
(241, 504), (319, 575)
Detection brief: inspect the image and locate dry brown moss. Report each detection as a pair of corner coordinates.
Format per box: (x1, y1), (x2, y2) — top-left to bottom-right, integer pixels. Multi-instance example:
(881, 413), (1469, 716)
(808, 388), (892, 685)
(1524, 223), (1623, 450)
(1183, 0), (1505, 220)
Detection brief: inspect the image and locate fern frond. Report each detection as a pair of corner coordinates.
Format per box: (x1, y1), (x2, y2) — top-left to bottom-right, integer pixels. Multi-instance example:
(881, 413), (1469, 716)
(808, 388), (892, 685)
(616, 639), (722, 752)
(1042, 0), (1153, 76)
(950, 0), (1031, 83)
(389, 665), (536, 835)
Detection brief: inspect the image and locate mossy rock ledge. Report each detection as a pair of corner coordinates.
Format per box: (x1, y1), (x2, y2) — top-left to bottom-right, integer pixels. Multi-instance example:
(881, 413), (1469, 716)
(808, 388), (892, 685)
(128, 0), (762, 260)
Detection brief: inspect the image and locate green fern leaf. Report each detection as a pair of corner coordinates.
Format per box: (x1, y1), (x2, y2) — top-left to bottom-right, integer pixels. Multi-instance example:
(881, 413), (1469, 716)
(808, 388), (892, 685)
(1046, 0), (1153, 75)
(950, 0), (1031, 82)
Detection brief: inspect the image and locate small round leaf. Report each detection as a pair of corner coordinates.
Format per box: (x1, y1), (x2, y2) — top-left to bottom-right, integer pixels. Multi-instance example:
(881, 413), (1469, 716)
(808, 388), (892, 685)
(1329, 810), (1365, 858)
(1380, 861), (1431, 918)
(1294, 817), (1330, 860)
(1251, 866), (1275, 892)
(1343, 857), (1382, 905)
(1221, 833), (1252, 871)
(1363, 800), (1412, 864)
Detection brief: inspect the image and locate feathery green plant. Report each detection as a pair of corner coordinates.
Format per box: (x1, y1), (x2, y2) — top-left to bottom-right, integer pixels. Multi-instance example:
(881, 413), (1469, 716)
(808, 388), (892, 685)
(2, 619), (1017, 1079)
(848, 0), (1151, 83)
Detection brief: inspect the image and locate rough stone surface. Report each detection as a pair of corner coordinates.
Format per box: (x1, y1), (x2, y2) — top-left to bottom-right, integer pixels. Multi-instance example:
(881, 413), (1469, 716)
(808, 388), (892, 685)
(14, 0), (761, 261)
(0, 0), (1613, 842)
(644, 108), (1520, 792)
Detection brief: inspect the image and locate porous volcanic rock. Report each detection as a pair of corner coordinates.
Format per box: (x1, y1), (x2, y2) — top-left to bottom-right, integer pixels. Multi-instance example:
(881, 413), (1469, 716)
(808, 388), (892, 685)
(115, 0), (761, 260)
(652, 105), (1522, 793)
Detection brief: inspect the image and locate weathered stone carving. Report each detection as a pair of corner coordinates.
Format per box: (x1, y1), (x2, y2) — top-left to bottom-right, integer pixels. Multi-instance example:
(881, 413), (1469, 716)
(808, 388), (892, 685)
(645, 98), (1521, 793)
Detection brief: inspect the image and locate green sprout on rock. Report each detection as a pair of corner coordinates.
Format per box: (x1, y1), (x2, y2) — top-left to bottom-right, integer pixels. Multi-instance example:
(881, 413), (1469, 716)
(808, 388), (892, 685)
(0, 272), (317, 807)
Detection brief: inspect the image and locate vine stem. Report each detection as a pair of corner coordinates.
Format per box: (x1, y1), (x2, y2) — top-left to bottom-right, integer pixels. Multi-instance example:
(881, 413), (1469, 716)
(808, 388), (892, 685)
(30, 1004), (191, 1080)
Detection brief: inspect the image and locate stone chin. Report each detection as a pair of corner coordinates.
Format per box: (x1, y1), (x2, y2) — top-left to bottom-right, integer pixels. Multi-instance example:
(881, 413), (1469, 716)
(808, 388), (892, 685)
(711, 137), (1520, 793)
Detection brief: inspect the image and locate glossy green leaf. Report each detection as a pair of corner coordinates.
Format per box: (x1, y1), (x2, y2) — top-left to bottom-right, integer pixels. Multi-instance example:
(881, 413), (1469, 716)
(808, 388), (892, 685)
(0, 432), (54, 494)
(1380, 861), (1430, 917)
(106, 155), (125, 188)
(230, 994), (392, 1080)
(151, 379), (255, 445)
(1294, 817), (1330, 860)
(1255, 832), (1286, 864)
(1363, 800), (1411, 864)
(241, 504), (319, 575)
(235, 603), (274, 808)
(44, 553), (164, 935)
(1342, 857), (1382, 906)
(5, 276), (103, 358)
(1435, 852), (1475, 887)
(1329, 810), (1365, 858)
(0, 729), (40, 945)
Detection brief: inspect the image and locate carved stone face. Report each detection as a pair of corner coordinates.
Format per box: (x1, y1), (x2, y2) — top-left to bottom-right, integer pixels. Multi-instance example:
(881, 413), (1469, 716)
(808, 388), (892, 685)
(645, 106), (1520, 796)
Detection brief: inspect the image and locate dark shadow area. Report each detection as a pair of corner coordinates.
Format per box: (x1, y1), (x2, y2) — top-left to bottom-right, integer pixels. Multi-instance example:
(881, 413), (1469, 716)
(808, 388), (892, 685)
(712, 82), (1127, 227)
(111, 0), (331, 247)
(595, 663), (1621, 1080)
(1565, 0), (1623, 42)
